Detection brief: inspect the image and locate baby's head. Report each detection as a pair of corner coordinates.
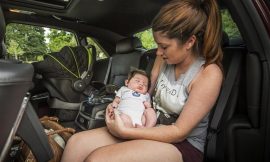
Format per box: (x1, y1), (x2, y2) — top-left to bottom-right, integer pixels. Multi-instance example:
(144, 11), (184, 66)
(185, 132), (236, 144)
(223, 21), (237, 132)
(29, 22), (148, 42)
(125, 69), (150, 94)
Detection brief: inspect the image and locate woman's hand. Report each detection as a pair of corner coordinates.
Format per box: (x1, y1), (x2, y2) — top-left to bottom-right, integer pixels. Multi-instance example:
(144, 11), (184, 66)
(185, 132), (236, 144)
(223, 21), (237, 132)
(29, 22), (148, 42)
(106, 103), (115, 120)
(105, 104), (127, 138)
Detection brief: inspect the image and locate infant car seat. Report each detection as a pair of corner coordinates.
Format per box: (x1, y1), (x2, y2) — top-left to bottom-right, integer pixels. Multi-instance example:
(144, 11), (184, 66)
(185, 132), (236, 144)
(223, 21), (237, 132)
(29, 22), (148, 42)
(33, 45), (96, 124)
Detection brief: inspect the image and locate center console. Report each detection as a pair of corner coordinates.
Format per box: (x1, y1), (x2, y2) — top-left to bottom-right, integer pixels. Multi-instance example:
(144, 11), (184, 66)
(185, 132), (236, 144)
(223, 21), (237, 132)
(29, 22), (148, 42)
(75, 96), (113, 130)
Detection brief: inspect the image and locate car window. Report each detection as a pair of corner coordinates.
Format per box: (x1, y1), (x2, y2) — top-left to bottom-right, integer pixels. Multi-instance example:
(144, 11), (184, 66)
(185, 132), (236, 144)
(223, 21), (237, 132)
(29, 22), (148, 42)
(46, 28), (77, 52)
(87, 37), (108, 60)
(135, 29), (157, 50)
(5, 23), (77, 63)
(221, 9), (242, 39)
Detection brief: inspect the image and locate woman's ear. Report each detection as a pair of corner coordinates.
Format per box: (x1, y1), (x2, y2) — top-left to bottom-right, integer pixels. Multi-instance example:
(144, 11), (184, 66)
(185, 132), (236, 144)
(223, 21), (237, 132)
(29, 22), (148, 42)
(186, 35), (196, 50)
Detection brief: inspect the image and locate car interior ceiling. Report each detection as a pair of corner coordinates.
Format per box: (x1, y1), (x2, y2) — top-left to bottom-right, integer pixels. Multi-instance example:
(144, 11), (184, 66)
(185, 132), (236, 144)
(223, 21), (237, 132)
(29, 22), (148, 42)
(1, 0), (168, 36)
(2, 11), (122, 55)
(1, 0), (270, 162)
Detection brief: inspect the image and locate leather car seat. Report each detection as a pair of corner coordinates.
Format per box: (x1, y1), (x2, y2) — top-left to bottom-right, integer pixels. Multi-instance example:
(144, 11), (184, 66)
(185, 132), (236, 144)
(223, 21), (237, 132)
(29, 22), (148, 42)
(108, 36), (145, 87)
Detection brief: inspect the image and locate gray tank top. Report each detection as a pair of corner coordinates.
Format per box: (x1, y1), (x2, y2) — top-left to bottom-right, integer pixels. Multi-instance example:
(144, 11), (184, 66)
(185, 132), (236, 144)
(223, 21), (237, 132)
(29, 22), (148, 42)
(153, 57), (208, 152)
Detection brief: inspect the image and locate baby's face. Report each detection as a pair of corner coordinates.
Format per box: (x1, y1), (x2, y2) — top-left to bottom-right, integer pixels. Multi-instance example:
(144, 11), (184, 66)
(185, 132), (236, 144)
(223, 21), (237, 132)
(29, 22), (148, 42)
(126, 74), (148, 94)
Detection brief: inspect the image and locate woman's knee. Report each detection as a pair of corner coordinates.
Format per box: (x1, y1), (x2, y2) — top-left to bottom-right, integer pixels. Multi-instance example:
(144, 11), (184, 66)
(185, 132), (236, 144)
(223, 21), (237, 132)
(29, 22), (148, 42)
(61, 133), (85, 162)
(66, 130), (95, 148)
(84, 148), (106, 162)
(65, 132), (81, 148)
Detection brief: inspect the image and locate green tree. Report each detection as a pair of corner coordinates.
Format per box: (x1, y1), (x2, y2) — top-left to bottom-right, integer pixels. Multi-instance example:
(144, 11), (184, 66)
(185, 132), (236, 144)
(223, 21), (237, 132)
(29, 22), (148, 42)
(135, 29), (157, 49)
(47, 29), (77, 52)
(6, 23), (47, 61)
(221, 9), (241, 39)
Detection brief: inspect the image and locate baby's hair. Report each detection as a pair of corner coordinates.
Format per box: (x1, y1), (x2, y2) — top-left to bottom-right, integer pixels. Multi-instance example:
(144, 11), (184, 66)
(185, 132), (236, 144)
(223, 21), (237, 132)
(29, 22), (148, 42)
(127, 69), (151, 89)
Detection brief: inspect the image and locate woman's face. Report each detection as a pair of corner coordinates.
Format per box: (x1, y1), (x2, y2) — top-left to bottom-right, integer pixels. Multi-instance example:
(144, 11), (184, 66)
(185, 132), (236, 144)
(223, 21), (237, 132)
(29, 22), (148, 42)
(153, 31), (193, 65)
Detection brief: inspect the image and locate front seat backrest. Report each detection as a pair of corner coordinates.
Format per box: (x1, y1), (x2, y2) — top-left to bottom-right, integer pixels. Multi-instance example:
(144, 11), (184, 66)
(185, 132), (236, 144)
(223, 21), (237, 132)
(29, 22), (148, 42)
(0, 62), (34, 160)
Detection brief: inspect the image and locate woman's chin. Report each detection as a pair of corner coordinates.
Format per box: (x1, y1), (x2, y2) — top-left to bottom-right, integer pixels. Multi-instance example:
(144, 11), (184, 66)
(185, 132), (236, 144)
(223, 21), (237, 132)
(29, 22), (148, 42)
(165, 60), (173, 64)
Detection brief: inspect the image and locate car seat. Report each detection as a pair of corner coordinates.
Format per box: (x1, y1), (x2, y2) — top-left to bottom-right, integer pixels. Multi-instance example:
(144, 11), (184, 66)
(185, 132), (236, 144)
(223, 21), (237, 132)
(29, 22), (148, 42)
(33, 45), (96, 123)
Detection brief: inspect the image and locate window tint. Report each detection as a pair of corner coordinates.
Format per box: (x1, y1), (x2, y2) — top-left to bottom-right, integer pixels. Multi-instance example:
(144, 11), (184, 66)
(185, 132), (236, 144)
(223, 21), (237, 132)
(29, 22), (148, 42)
(221, 9), (242, 39)
(6, 23), (77, 63)
(87, 37), (108, 60)
(135, 29), (157, 50)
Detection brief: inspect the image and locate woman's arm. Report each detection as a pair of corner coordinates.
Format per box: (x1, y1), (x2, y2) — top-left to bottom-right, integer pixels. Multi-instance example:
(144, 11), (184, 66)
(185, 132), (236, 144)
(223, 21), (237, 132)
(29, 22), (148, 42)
(148, 56), (164, 95)
(107, 64), (223, 143)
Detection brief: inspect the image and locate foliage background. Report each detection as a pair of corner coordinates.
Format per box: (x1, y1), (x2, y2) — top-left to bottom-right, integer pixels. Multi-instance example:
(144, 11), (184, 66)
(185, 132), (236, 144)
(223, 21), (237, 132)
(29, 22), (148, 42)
(6, 9), (240, 62)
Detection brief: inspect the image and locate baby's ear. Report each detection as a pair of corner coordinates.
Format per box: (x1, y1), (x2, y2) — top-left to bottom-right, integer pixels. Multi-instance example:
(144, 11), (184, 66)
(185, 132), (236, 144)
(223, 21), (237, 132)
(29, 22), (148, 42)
(125, 80), (128, 86)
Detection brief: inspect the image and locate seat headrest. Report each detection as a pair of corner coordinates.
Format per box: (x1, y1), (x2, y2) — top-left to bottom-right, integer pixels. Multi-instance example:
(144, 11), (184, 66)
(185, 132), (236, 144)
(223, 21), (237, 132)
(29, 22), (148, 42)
(116, 37), (143, 54)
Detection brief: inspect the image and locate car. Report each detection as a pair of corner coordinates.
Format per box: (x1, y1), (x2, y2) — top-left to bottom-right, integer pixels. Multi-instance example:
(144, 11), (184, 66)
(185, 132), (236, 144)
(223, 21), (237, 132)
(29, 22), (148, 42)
(0, 0), (270, 162)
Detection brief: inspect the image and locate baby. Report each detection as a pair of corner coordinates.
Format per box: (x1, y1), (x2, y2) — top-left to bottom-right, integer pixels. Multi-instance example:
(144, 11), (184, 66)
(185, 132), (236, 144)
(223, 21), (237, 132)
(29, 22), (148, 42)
(112, 69), (156, 128)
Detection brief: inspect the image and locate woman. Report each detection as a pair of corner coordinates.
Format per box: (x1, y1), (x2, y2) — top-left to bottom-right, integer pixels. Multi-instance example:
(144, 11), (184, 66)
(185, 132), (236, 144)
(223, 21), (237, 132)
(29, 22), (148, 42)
(61, 0), (223, 161)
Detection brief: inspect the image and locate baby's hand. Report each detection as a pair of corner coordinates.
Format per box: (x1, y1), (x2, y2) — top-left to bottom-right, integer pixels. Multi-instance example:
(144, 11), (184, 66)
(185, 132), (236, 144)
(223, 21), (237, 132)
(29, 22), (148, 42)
(144, 101), (152, 109)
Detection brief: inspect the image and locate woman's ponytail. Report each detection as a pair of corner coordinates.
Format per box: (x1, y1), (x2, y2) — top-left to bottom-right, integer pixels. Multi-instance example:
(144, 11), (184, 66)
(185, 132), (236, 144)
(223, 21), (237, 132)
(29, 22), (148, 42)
(152, 0), (223, 68)
(202, 0), (223, 69)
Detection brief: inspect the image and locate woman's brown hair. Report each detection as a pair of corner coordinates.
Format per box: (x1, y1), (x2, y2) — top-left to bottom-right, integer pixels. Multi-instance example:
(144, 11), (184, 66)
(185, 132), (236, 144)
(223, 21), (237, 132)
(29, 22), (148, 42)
(152, 0), (223, 69)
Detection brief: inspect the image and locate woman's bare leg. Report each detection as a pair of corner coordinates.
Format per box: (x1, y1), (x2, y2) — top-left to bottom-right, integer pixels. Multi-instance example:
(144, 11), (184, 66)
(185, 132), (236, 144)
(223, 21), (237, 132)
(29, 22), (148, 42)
(85, 140), (183, 162)
(61, 127), (123, 162)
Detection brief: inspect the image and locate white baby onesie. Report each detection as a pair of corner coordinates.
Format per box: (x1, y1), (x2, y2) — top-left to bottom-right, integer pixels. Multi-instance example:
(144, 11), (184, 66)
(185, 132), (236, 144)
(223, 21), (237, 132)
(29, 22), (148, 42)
(116, 86), (150, 126)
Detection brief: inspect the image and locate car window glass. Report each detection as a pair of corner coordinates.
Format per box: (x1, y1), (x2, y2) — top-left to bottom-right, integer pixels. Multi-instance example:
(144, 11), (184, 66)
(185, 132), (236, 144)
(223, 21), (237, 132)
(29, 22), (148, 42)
(6, 23), (77, 63)
(135, 29), (157, 50)
(87, 37), (108, 60)
(221, 9), (242, 39)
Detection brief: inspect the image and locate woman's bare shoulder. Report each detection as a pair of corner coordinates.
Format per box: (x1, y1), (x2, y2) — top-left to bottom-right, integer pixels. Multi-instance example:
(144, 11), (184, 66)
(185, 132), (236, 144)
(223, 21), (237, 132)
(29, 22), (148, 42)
(188, 63), (222, 94)
(202, 64), (223, 78)
(198, 63), (223, 86)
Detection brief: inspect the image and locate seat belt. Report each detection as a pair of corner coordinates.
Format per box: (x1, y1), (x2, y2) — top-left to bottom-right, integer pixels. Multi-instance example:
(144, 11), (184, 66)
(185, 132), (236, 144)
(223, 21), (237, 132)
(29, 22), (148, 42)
(206, 52), (243, 160)
(104, 57), (112, 85)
